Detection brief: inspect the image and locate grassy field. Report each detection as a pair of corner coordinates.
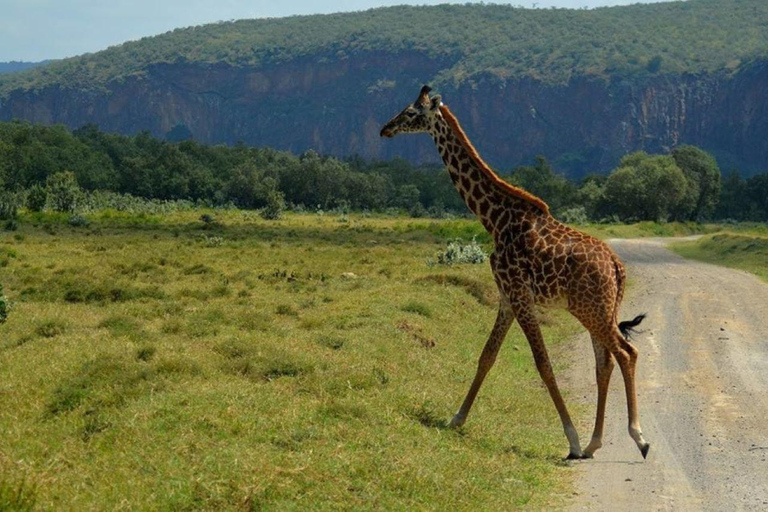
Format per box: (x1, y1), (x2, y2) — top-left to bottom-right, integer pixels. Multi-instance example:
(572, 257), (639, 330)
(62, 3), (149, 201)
(580, 220), (721, 240)
(1, 211), (591, 510)
(670, 226), (768, 283)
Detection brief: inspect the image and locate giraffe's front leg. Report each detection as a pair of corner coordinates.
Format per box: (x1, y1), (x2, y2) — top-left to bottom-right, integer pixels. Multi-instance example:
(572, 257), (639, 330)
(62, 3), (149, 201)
(515, 303), (583, 459)
(450, 302), (515, 428)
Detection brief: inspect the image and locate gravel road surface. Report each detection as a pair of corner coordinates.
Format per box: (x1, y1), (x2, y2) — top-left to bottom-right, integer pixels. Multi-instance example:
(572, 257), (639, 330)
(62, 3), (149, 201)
(567, 237), (768, 511)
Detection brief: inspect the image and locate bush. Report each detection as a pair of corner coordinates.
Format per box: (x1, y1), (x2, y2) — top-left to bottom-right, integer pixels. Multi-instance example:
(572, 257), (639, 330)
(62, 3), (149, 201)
(68, 214), (90, 227)
(558, 206), (589, 225)
(80, 190), (196, 214)
(46, 171), (83, 213)
(0, 284), (8, 324)
(26, 184), (48, 212)
(433, 237), (488, 266)
(0, 191), (18, 220)
(260, 189), (285, 220)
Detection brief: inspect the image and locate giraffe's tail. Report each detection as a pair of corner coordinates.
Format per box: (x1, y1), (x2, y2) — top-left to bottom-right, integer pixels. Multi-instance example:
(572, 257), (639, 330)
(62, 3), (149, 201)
(612, 253), (646, 340)
(619, 314), (646, 339)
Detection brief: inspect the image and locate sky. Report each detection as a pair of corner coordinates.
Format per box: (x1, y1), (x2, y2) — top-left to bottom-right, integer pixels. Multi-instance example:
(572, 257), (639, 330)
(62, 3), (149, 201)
(0, 0), (674, 62)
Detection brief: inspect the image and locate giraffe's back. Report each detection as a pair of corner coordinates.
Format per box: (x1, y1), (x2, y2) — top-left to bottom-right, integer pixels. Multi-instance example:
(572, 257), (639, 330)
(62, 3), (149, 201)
(503, 217), (621, 315)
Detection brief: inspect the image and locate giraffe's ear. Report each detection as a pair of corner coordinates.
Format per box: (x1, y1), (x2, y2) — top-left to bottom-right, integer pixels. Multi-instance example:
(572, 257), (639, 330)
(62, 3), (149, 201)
(416, 85), (432, 107)
(429, 94), (442, 111)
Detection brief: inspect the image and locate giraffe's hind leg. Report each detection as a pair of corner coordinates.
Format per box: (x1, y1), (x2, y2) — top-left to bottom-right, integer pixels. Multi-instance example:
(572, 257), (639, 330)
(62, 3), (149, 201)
(450, 301), (515, 428)
(582, 337), (614, 458)
(610, 328), (650, 458)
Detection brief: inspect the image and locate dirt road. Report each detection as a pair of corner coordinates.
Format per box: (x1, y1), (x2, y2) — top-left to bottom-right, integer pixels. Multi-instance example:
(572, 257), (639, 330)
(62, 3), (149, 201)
(567, 237), (768, 511)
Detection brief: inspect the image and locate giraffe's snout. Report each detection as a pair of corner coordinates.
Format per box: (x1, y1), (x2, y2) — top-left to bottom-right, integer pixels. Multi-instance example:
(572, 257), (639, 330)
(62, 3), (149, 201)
(380, 124), (395, 138)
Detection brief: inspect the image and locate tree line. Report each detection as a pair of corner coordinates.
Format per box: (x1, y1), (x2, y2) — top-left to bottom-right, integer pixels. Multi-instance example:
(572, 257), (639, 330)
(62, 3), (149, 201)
(1, 120), (767, 223)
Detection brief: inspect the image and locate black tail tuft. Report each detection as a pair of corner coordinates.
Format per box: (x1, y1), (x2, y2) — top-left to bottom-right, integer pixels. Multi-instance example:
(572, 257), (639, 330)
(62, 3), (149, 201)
(619, 314), (646, 339)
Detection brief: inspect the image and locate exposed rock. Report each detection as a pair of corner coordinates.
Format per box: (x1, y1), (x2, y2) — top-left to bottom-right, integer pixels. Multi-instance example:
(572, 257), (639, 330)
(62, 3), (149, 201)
(2, 55), (767, 176)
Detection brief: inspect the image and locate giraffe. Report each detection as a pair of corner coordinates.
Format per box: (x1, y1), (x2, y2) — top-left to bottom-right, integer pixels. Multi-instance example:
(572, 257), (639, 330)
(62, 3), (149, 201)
(380, 86), (649, 460)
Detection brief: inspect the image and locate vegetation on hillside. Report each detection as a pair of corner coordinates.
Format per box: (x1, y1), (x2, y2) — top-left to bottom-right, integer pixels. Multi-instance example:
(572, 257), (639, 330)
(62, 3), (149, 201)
(3, 120), (768, 223)
(2, 0), (768, 95)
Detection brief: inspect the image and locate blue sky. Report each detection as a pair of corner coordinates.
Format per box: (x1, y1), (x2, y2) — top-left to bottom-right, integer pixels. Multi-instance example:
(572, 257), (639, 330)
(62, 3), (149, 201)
(1, 0), (674, 61)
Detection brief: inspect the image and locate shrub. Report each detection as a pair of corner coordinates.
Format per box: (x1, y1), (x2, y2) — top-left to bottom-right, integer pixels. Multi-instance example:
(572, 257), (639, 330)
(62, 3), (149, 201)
(80, 190), (196, 215)
(46, 171), (83, 213)
(558, 206), (589, 225)
(26, 184), (48, 212)
(434, 237), (488, 266)
(0, 191), (18, 220)
(275, 304), (298, 316)
(135, 346), (156, 362)
(35, 320), (67, 338)
(0, 284), (8, 324)
(260, 189), (286, 220)
(68, 214), (91, 227)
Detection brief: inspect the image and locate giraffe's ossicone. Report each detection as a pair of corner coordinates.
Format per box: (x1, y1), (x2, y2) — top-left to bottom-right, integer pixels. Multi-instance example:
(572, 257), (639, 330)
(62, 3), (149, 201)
(381, 85), (650, 460)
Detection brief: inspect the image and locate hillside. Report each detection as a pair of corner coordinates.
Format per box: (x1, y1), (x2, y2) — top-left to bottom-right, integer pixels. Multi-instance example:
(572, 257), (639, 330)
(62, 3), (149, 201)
(1, 0), (767, 176)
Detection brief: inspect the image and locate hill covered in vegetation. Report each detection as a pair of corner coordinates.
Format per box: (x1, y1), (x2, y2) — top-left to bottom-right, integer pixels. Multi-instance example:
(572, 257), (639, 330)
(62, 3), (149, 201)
(2, 1), (767, 91)
(1, 0), (767, 175)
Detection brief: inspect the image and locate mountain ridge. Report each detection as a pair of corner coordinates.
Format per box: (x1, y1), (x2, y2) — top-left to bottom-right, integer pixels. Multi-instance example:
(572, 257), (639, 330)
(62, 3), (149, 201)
(1, 1), (767, 176)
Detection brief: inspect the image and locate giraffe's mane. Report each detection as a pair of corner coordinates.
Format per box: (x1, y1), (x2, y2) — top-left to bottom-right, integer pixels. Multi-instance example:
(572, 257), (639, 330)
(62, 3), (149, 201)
(438, 104), (550, 215)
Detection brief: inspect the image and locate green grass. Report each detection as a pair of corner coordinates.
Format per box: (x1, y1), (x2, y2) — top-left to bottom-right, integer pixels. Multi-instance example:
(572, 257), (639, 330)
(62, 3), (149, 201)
(0, 210), (587, 509)
(580, 220), (721, 240)
(671, 227), (768, 282)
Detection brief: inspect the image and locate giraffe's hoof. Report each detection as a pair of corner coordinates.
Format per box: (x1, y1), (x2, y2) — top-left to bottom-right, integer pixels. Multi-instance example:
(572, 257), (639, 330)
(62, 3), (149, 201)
(448, 416), (464, 429)
(580, 452), (594, 460)
(640, 443), (650, 460)
(565, 452), (583, 460)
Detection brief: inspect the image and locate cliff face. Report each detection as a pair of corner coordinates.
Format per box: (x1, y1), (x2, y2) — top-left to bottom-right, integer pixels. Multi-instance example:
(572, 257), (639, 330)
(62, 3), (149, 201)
(2, 53), (767, 176)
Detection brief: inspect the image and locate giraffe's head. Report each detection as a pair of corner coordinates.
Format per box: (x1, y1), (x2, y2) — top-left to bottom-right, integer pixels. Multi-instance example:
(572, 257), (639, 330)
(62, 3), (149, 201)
(380, 85), (442, 138)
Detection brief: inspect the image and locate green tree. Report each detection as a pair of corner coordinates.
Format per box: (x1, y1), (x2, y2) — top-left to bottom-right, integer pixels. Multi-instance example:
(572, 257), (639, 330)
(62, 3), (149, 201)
(509, 155), (577, 212)
(394, 184), (421, 209)
(576, 174), (607, 220)
(260, 178), (285, 220)
(603, 152), (689, 222)
(745, 174), (768, 221)
(46, 171), (83, 213)
(226, 161), (265, 208)
(714, 170), (746, 220)
(671, 145), (721, 220)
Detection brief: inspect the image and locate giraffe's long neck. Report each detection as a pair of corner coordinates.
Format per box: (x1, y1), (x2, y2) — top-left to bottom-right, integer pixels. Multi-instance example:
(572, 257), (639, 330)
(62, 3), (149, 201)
(428, 105), (548, 237)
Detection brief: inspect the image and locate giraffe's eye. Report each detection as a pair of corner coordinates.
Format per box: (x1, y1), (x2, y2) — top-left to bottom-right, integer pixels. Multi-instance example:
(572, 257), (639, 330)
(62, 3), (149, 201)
(405, 111), (417, 118)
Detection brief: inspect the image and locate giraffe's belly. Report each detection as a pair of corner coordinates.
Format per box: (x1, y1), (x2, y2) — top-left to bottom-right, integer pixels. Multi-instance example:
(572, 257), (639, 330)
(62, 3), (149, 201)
(530, 275), (569, 306)
(533, 290), (569, 309)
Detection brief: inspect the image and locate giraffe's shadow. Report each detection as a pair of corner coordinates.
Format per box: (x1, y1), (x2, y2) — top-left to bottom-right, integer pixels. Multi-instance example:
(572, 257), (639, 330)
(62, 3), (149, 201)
(409, 403), (467, 434)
